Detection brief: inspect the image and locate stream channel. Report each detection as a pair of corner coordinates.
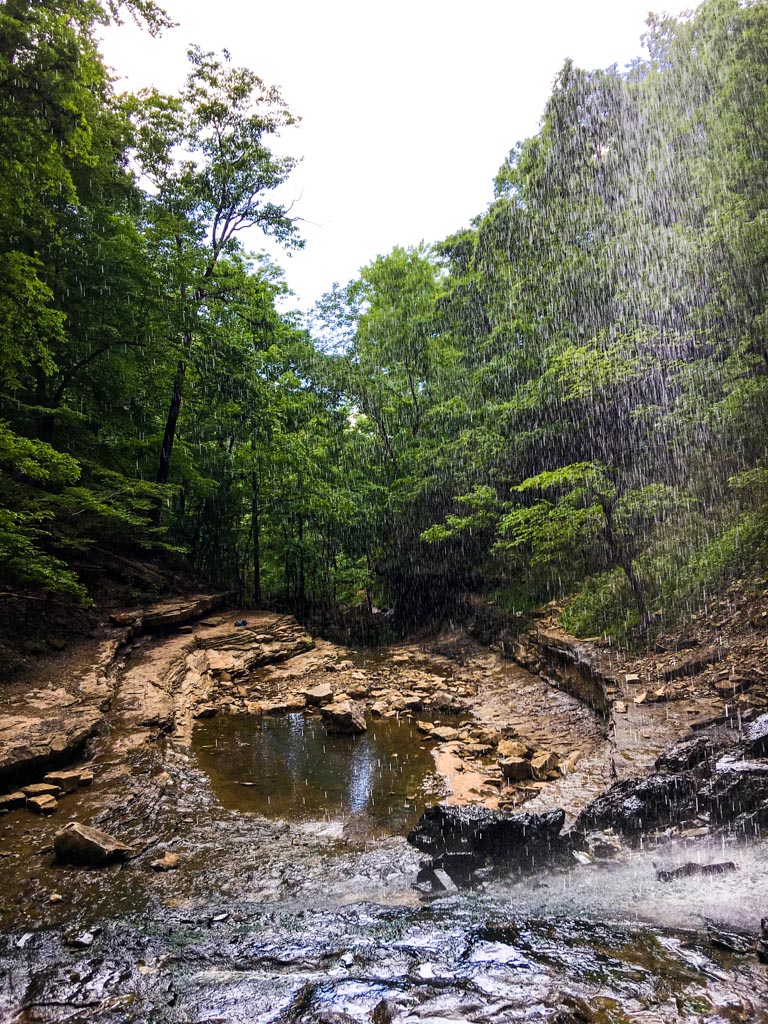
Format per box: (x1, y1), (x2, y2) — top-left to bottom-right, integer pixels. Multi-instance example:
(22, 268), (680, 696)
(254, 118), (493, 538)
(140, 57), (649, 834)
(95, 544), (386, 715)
(1, 614), (767, 1023)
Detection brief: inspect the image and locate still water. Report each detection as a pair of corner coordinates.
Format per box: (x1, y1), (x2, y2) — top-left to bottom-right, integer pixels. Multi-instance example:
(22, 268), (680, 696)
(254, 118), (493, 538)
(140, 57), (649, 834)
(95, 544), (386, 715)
(192, 712), (446, 834)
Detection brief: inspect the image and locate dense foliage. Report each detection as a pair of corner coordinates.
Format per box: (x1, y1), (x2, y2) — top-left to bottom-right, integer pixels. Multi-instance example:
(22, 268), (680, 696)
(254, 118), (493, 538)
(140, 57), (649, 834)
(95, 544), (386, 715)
(1, 0), (766, 642)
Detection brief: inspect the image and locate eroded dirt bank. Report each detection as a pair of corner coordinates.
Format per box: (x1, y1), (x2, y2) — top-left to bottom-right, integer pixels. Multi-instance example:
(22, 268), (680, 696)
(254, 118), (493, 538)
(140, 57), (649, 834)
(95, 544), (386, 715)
(1, 598), (767, 1023)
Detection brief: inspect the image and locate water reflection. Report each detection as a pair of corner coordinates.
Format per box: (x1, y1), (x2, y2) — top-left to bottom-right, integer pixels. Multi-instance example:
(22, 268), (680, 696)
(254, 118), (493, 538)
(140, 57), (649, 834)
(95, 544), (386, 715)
(192, 712), (444, 834)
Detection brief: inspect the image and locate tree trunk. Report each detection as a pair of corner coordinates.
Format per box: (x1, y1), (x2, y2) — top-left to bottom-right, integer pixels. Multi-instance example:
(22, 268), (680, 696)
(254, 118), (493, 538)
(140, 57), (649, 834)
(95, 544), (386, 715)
(251, 471), (261, 606)
(156, 357), (186, 485)
(601, 499), (650, 632)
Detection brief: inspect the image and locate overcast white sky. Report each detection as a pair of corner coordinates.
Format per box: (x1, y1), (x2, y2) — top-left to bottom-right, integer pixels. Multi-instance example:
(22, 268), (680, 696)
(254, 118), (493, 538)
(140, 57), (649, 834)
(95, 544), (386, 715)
(100, 0), (673, 310)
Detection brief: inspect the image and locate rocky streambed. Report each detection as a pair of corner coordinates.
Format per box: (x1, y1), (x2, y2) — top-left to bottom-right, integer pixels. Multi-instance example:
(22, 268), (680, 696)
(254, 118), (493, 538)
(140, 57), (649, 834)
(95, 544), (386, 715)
(1, 597), (767, 1022)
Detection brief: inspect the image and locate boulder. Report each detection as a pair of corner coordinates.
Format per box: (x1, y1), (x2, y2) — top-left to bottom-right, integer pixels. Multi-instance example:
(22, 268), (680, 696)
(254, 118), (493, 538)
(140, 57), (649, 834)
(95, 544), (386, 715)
(54, 822), (134, 866)
(498, 739), (533, 760)
(575, 773), (698, 837)
(408, 804), (566, 870)
(320, 700), (367, 735)
(500, 756), (533, 781)
(303, 683), (334, 706)
(530, 750), (560, 779)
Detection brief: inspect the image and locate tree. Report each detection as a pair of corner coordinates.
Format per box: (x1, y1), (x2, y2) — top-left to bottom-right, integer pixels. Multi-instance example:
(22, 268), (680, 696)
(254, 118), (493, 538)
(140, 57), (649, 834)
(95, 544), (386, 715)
(125, 47), (302, 486)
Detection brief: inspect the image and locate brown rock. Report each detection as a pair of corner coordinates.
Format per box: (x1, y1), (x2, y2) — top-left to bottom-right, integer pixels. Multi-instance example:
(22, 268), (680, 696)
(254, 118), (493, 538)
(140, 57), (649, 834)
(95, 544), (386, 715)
(530, 751), (560, 779)
(28, 794), (58, 814)
(78, 771), (94, 786)
(22, 783), (61, 798)
(415, 720), (434, 735)
(662, 647), (724, 681)
(110, 611), (141, 627)
(500, 756), (533, 781)
(498, 739), (533, 760)
(194, 705), (217, 719)
(560, 751), (582, 774)
(150, 851), (180, 871)
(320, 700), (367, 735)
(43, 770), (83, 793)
(0, 791), (26, 811)
(303, 683), (334, 706)
(614, 701), (627, 714)
(54, 822), (133, 866)
(430, 726), (459, 743)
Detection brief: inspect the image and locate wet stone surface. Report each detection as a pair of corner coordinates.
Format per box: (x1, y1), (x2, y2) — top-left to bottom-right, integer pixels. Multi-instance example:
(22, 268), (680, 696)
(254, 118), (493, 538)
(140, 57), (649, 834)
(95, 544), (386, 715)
(2, 621), (768, 1021)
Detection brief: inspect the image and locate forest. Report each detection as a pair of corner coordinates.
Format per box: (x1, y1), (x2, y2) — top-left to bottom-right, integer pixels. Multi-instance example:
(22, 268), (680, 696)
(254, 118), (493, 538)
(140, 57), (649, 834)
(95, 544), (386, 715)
(2, 0), (767, 646)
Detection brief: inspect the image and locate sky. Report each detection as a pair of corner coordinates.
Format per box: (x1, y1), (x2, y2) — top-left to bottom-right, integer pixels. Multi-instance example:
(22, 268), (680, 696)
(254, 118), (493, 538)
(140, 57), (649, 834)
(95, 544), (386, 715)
(100, 0), (673, 311)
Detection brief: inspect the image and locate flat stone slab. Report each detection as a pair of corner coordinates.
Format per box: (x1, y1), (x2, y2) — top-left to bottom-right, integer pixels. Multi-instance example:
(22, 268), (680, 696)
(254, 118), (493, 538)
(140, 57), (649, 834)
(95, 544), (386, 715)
(54, 822), (134, 866)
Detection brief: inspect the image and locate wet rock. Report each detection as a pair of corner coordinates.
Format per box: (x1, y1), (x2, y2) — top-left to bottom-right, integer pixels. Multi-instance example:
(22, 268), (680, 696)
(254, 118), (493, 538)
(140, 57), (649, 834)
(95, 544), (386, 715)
(110, 611), (142, 627)
(662, 646), (724, 681)
(66, 931), (95, 949)
(745, 712), (768, 757)
(303, 682), (334, 706)
(498, 739), (533, 759)
(705, 754), (768, 829)
(408, 804), (566, 869)
(530, 750), (560, 779)
(372, 998), (397, 1024)
(320, 700), (367, 734)
(500, 756), (533, 781)
(0, 791), (26, 811)
(194, 705), (217, 719)
(415, 720), (434, 734)
(53, 821), (133, 866)
(43, 769), (84, 793)
(655, 734), (713, 772)
(655, 861), (737, 882)
(27, 793), (58, 814)
(22, 782), (61, 798)
(150, 851), (180, 871)
(576, 773), (698, 837)
(714, 676), (754, 697)
(430, 690), (464, 712)
(431, 726), (459, 742)
(707, 924), (754, 954)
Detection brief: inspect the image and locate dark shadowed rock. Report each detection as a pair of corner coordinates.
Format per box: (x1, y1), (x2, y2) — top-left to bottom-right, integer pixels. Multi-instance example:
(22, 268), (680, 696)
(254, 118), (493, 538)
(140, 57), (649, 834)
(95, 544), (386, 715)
(54, 822), (133, 866)
(575, 773), (699, 836)
(408, 804), (566, 869)
(655, 861), (737, 882)
(654, 734), (713, 772)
